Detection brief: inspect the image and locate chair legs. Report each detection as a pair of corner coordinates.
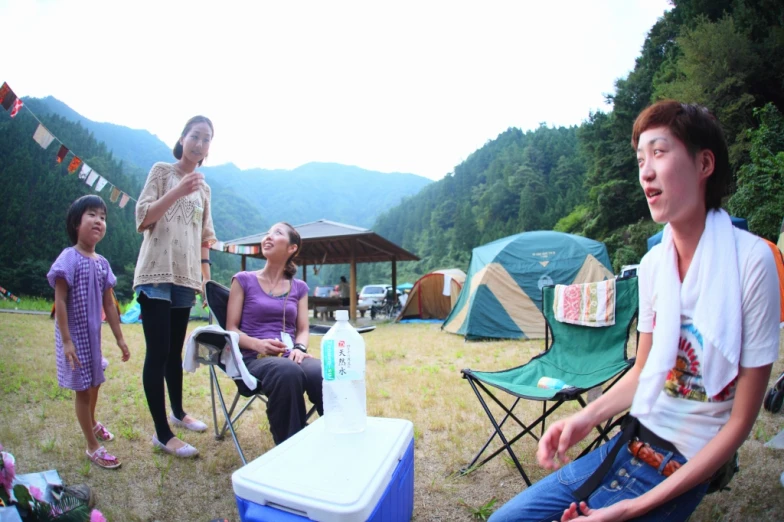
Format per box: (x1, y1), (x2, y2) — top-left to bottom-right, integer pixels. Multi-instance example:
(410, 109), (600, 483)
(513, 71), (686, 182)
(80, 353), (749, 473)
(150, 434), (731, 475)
(209, 366), (253, 465)
(461, 377), (623, 486)
(461, 377), (538, 486)
(207, 365), (319, 466)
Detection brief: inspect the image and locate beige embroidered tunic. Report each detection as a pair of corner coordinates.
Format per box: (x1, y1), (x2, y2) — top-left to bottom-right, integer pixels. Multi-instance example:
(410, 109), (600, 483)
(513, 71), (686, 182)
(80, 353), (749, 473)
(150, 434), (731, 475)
(133, 162), (217, 292)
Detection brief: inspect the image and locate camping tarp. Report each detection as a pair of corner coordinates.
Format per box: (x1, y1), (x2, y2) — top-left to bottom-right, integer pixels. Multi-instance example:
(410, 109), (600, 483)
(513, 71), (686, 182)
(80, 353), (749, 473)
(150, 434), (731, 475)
(395, 269), (466, 322)
(442, 231), (613, 340)
(190, 294), (210, 320)
(120, 293), (141, 324)
(119, 293), (210, 324)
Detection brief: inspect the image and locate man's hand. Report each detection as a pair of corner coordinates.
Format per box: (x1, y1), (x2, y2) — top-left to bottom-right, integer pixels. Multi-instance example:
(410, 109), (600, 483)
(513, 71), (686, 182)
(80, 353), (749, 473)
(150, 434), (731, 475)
(537, 410), (595, 470)
(560, 500), (634, 522)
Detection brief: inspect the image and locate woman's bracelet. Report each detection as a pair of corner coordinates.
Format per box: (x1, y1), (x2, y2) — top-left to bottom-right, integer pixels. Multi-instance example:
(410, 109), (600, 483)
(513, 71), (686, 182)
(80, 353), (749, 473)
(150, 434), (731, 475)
(201, 258), (212, 265)
(293, 343), (307, 353)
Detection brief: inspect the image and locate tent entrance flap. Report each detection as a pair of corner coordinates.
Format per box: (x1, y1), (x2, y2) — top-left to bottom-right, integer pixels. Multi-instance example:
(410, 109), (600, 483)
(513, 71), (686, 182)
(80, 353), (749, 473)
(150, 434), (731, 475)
(396, 269), (465, 322)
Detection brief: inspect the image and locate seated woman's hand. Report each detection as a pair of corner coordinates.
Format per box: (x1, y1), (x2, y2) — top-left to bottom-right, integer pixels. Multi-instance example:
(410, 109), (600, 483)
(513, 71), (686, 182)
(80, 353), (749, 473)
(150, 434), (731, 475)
(254, 338), (287, 357)
(288, 348), (312, 364)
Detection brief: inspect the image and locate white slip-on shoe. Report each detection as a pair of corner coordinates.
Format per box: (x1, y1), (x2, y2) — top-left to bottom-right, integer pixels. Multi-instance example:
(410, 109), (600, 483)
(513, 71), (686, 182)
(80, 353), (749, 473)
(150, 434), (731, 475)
(152, 435), (199, 458)
(169, 413), (208, 432)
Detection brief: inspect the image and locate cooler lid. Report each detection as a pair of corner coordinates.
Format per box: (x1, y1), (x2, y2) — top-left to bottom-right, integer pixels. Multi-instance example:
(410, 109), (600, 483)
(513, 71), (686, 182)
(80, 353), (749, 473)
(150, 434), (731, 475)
(232, 417), (413, 522)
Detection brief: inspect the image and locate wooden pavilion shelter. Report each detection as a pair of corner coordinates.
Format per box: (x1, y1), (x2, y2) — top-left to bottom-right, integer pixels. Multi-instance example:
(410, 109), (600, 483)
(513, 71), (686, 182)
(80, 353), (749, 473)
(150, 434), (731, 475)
(217, 220), (419, 320)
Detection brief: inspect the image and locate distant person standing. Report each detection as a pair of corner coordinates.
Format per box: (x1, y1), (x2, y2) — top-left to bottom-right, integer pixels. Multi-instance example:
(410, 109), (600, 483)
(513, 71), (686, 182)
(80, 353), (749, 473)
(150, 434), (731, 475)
(338, 275), (350, 306)
(133, 116), (218, 458)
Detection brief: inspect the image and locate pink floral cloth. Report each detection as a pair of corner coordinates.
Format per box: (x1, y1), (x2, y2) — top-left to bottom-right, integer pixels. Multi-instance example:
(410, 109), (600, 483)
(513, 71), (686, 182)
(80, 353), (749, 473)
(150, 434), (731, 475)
(553, 279), (615, 327)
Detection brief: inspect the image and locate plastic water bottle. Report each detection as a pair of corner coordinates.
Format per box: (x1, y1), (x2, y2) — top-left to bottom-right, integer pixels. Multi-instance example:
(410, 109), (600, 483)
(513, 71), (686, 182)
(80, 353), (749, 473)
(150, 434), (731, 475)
(321, 310), (367, 433)
(537, 377), (568, 390)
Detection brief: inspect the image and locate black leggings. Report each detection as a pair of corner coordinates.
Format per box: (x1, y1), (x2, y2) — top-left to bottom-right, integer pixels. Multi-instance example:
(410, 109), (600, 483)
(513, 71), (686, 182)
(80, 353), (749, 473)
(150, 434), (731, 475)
(138, 293), (191, 444)
(244, 356), (324, 445)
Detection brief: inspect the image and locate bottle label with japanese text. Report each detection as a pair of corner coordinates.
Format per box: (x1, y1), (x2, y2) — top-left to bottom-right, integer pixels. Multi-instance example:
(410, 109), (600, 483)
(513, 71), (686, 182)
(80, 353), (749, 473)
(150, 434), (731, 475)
(322, 339), (362, 381)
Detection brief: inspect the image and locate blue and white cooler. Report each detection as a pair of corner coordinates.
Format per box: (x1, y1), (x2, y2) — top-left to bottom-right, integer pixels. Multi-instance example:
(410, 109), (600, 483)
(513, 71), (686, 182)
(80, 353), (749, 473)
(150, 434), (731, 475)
(232, 417), (414, 522)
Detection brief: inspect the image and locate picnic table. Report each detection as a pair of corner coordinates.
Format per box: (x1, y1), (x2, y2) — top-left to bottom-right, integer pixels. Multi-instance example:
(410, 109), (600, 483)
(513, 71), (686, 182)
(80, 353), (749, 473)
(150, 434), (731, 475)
(309, 296), (370, 319)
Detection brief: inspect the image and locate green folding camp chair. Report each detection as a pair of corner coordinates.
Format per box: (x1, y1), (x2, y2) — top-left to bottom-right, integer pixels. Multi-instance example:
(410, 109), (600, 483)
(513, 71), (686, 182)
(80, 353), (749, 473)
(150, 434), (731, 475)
(460, 276), (639, 485)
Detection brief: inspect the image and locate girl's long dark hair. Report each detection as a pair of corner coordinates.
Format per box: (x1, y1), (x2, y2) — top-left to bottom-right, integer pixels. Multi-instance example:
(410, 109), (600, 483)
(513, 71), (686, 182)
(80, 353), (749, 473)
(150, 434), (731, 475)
(281, 222), (301, 279)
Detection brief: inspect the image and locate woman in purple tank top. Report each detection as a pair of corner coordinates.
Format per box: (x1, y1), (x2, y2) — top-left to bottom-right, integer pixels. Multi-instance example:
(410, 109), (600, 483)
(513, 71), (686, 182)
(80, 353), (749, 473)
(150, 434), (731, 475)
(226, 222), (323, 444)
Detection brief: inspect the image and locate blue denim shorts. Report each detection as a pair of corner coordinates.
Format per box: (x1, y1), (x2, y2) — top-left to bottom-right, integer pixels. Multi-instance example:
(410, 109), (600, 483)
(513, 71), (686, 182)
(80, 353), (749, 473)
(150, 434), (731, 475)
(136, 283), (196, 309)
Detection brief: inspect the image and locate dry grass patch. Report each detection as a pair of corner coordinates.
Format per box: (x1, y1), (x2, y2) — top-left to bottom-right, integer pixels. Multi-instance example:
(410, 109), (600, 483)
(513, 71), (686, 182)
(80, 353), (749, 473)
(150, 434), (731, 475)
(0, 315), (782, 521)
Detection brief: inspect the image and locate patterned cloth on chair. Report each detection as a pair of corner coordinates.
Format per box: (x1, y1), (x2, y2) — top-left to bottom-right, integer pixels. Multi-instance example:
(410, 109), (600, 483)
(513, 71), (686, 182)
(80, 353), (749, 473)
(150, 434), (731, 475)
(553, 279), (616, 327)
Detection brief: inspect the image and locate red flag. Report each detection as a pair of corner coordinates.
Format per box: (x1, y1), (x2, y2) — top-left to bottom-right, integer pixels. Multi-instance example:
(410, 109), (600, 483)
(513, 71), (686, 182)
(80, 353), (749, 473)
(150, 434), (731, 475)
(67, 156), (82, 174)
(56, 145), (69, 163)
(0, 83), (17, 111)
(9, 98), (23, 118)
(0, 83), (10, 105)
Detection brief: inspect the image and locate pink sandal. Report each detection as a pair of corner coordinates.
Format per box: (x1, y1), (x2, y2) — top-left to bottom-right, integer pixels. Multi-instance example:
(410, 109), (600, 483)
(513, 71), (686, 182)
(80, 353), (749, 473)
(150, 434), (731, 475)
(93, 422), (114, 442)
(85, 446), (121, 470)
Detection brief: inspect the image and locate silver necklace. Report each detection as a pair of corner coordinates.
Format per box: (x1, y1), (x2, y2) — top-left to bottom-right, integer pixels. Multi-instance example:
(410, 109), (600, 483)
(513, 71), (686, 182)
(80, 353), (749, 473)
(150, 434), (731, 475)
(258, 272), (288, 297)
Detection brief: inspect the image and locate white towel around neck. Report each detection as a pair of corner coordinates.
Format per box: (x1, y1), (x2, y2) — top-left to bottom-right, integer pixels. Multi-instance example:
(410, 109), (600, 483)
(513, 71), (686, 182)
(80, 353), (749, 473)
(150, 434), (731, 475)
(631, 209), (742, 417)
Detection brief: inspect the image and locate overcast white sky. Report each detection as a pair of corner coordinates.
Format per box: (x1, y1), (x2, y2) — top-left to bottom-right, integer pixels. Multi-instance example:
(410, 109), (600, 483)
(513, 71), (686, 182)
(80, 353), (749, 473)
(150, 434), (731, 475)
(1, 0), (670, 180)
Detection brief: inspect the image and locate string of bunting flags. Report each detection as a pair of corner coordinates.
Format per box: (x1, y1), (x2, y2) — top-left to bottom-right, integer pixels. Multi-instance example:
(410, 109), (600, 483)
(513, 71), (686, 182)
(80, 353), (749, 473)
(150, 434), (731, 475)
(209, 241), (262, 255)
(0, 285), (21, 303)
(4, 80), (261, 258)
(1, 81), (135, 209)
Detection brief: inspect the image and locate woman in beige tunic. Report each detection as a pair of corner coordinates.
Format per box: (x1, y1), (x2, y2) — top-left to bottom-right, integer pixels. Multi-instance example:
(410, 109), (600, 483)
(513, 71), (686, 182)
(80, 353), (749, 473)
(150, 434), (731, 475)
(133, 116), (217, 458)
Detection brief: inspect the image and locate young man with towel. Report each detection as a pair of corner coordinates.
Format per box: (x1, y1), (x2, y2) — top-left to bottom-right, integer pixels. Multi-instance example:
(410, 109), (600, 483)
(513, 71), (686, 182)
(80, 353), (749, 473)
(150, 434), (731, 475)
(490, 101), (780, 522)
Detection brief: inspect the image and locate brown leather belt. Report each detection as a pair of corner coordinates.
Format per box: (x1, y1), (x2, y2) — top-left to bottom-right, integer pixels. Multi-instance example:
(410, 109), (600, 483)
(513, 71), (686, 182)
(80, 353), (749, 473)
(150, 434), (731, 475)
(574, 415), (681, 502)
(628, 440), (682, 477)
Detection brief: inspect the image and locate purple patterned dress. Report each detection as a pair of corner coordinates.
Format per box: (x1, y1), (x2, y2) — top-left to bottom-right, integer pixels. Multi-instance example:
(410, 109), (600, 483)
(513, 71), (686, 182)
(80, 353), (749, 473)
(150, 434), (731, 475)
(47, 248), (116, 391)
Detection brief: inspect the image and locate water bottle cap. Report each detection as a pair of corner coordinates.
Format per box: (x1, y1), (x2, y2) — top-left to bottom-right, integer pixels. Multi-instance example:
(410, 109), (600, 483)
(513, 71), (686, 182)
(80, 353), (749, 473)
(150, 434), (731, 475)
(335, 310), (349, 321)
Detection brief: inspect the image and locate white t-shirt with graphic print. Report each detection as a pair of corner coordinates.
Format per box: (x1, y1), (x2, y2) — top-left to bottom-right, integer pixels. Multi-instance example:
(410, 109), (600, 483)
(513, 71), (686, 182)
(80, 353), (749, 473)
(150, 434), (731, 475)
(637, 227), (780, 459)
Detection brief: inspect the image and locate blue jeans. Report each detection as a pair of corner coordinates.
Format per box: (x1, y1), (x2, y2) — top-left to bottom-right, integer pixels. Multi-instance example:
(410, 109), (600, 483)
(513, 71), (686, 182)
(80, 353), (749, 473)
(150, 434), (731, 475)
(489, 433), (708, 522)
(136, 283), (196, 309)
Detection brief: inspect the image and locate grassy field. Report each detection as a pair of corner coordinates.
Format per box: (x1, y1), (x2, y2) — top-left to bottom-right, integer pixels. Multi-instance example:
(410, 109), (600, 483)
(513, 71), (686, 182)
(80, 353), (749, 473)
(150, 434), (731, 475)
(0, 295), (53, 312)
(0, 313), (782, 521)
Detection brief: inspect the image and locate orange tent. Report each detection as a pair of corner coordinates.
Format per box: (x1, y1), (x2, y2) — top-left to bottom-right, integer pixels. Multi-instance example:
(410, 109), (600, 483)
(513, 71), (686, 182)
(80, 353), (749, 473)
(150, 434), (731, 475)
(396, 269), (466, 322)
(762, 239), (784, 326)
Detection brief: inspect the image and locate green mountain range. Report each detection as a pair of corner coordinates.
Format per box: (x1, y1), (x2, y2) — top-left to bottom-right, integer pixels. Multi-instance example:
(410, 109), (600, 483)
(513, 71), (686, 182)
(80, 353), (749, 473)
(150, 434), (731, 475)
(22, 97), (432, 234)
(0, 97), (432, 298)
(3, 0), (783, 300)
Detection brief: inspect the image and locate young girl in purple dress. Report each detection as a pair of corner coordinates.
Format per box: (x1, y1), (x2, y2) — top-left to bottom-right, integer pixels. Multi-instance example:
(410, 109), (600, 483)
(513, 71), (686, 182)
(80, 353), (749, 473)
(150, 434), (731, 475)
(47, 195), (131, 470)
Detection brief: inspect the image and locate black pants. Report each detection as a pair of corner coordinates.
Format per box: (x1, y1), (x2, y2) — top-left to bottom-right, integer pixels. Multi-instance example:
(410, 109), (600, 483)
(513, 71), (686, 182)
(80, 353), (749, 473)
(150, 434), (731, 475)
(244, 356), (324, 445)
(138, 293), (191, 444)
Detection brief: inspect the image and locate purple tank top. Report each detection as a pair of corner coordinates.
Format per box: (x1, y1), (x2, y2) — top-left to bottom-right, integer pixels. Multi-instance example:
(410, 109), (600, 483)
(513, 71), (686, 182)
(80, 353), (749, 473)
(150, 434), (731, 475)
(233, 272), (308, 356)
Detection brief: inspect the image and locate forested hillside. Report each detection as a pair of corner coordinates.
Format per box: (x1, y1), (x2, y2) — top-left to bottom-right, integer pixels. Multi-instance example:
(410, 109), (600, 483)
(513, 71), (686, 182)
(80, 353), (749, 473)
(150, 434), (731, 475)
(0, 111), (142, 300)
(0, 100), (431, 298)
(3, 0), (783, 299)
(356, 0), (784, 286)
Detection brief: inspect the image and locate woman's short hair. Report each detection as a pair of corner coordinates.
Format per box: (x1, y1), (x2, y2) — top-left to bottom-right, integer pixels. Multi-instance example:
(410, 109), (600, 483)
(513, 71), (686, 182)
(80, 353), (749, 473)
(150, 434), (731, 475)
(631, 100), (730, 211)
(66, 195), (107, 245)
(173, 115), (214, 167)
